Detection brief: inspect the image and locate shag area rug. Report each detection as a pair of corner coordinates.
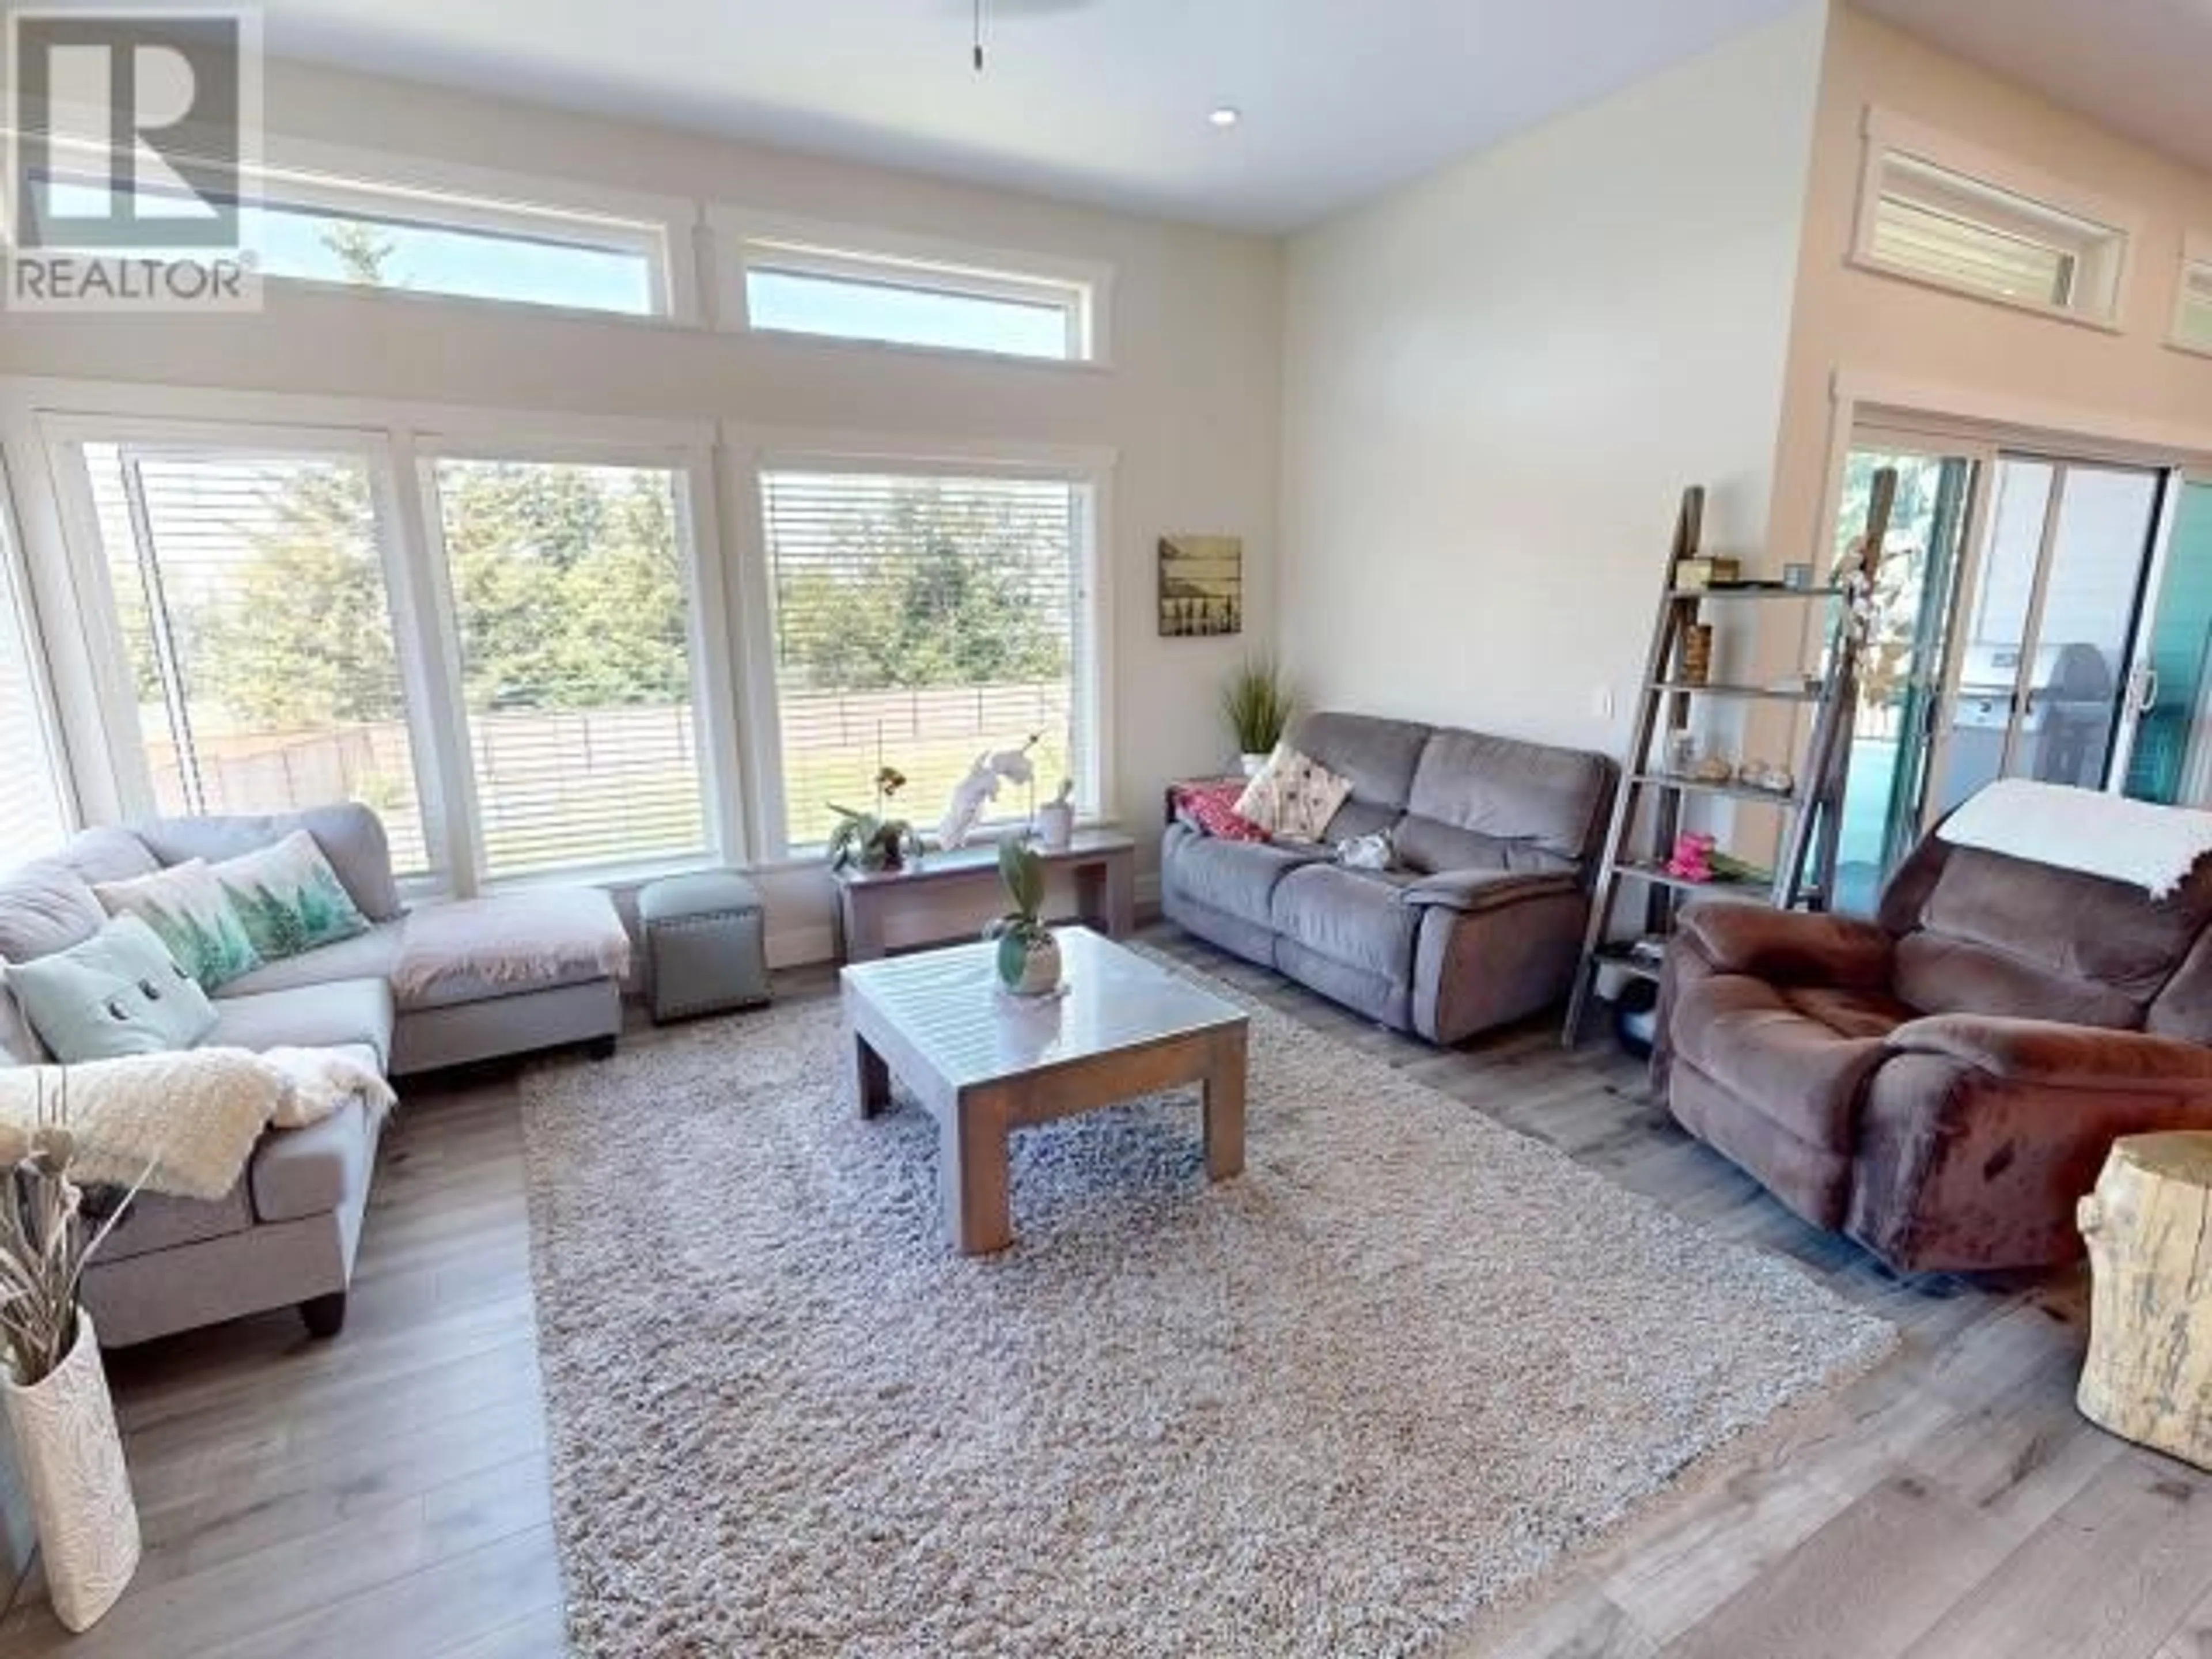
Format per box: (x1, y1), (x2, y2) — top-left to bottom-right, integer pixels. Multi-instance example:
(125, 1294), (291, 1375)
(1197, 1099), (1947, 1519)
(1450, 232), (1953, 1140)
(520, 954), (1895, 1658)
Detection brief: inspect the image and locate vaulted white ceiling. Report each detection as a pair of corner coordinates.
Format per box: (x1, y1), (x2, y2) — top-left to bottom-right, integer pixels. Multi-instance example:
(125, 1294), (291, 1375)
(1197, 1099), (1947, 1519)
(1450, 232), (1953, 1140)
(1864, 0), (2212, 179)
(255, 0), (1808, 233)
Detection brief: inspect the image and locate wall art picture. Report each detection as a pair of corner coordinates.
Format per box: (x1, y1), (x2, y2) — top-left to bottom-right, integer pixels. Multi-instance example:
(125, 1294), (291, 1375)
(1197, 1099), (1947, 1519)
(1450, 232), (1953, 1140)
(1158, 535), (1243, 637)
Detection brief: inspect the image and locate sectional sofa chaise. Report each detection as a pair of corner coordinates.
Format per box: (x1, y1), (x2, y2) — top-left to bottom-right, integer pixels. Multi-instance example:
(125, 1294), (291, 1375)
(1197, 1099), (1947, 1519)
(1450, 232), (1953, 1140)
(0, 805), (627, 1346)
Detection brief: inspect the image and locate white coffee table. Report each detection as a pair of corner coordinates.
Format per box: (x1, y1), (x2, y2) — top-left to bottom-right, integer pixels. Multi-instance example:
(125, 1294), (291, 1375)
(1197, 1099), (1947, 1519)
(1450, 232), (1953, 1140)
(840, 927), (1249, 1253)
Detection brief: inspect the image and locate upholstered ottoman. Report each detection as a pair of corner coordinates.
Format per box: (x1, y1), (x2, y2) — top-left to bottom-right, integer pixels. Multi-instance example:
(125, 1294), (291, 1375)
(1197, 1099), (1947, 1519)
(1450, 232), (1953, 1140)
(639, 872), (770, 1023)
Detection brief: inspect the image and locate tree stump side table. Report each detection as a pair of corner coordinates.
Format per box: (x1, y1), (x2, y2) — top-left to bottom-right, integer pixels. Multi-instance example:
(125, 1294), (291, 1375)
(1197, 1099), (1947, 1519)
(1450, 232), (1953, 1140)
(2078, 1132), (2212, 1472)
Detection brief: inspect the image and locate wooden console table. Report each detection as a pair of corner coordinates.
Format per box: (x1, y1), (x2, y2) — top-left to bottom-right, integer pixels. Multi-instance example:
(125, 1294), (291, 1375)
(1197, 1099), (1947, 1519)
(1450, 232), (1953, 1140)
(833, 829), (1137, 963)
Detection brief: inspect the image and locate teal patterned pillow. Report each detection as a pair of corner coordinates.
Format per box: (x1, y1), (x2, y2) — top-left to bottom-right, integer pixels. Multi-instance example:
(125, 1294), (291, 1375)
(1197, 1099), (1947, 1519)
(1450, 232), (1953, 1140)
(93, 859), (263, 991)
(3, 914), (217, 1060)
(210, 830), (370, 963)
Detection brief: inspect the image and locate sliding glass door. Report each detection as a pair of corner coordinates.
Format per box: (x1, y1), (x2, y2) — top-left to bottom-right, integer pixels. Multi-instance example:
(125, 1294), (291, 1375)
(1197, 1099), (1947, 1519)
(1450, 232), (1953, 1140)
(1931, 458), (2165, 816)
(1831, 435), (1981, 914)
(2122, 478), (2212, 805)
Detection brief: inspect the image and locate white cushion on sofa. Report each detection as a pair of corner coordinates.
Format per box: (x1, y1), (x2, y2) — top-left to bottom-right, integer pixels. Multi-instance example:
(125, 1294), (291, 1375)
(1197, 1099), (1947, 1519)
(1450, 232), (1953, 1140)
(208, 979), (396, 1069)
(217, 922), (405, 998)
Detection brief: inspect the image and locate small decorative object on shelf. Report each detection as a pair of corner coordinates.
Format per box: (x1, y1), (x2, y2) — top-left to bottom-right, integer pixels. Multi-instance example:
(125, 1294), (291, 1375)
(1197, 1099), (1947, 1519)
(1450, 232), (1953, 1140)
(937, 735), (1040, 851)
(1222, 656), (1294, 778)
(986, 838), (1062, 997)
(1679, 623), (1714, 686)
(1663, 728), (1699, 776)
(828, 765), (923, 873)
(0, 1081), (146, 1633)
(1691, 753), (1734, 784)
(1665, 832), (1718, 883)
(1782, 562), (1815, 590)
(1673, 555), (1743, 591)
(1034, 779), (1075, 853)
(1735, 759), (1796, 795)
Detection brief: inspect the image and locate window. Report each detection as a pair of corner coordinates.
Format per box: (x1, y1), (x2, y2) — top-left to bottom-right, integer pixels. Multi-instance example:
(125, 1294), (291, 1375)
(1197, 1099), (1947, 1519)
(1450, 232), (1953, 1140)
(721, 217), (1105, 362)
(2174, 245), (2212, 356)
(431, 459), (709, 878)
(0, 483), (69, 866)
(1854, 115), (2130, 327)
(26, 147), (677, 318)
(81, 444), (437, 875)
(758, 468), (1092, 850)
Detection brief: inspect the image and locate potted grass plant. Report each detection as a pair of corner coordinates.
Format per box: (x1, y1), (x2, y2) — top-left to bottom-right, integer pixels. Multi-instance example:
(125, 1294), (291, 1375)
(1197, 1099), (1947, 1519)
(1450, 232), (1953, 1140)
(1223, 658), (1294, 778)
(0, 1077), (146, 1633)
(985, 838), (1060, 997)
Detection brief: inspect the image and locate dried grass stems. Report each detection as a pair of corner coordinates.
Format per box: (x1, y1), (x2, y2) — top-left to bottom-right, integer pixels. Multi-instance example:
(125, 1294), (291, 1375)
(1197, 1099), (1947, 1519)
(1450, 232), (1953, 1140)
(0, 1071), (153, 1388)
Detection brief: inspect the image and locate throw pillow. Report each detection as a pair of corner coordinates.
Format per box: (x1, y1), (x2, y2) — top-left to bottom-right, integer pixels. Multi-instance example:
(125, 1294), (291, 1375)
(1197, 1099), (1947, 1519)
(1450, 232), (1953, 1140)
(2, 914), (218, 1062)
(1174, 781), (1270, 843)
(1335, 830), (1395, 871)
(209, 830), (372, 963)
(1235, 744), (1353, 842)
(93, 859), (263, 991)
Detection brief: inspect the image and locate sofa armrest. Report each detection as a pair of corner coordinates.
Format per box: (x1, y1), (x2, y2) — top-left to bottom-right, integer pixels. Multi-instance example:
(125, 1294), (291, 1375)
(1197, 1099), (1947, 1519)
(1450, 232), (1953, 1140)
(1673, 903), (1892, 988)
(1887, 1014), (2212, 1092)
(1399, 868), (1579, 914)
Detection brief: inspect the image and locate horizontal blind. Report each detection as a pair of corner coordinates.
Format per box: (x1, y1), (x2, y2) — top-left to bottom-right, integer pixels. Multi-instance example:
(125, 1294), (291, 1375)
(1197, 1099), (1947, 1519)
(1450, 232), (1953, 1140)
(84, 444), (434, 875)
(760, 470), (1080, 849)
(433, 459), (708, 878)
(0, 529), (67, 869)
(1873, 195), (2075, 307)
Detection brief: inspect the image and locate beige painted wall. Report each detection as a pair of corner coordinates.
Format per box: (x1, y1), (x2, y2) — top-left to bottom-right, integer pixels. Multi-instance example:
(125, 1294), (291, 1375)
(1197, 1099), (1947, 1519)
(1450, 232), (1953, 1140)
(0, 58), (1283, 952)
(1275, 8), (1827, 760)
(1765, 4), (2212, 572)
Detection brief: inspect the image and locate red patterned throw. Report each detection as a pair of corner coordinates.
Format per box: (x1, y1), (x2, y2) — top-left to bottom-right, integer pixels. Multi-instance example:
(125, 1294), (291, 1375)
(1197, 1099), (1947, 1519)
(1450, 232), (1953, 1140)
(1175, 781), (1270, 843)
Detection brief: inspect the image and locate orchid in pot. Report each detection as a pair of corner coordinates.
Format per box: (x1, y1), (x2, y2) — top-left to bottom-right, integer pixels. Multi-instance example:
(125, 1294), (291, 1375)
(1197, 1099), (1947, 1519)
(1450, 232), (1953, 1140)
(984, 838), (1060, 997)
(827, 766), (924, 874)
(0, 1075), (147, 1632)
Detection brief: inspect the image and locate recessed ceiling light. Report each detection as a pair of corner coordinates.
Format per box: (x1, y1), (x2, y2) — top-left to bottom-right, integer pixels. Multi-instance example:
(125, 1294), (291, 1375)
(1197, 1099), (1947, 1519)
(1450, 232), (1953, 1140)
(1208, 107), (1241, 130)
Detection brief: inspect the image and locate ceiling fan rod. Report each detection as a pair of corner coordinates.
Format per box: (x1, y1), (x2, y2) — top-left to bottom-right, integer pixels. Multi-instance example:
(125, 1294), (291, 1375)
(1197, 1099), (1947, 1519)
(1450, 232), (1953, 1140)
(974, 0), (986, 73)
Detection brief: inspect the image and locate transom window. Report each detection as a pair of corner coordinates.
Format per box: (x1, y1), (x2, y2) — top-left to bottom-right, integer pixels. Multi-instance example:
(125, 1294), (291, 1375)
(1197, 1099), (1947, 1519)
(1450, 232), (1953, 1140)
(25, 147), (675, 319)
(758, 468), (1093, 850)
(728, 225), (1103, 362)
(1854, 117), (2130, 327)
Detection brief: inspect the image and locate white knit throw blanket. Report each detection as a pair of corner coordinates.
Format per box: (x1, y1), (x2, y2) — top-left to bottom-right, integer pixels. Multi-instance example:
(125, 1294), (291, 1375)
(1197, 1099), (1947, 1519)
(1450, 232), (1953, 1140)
(0, 1047), (395, 1201)
(1940, 779), (2212, 898)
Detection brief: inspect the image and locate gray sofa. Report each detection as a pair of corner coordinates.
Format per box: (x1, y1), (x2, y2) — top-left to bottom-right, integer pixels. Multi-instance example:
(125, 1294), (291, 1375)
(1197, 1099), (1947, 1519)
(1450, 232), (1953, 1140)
(0, 805), (626, 1347)
(1162, 713), (1615, 1042)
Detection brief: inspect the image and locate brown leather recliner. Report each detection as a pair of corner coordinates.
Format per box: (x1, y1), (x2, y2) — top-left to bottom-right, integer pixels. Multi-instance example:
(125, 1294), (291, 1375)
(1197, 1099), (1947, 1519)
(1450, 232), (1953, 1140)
(1654, 831), (2212, 1273)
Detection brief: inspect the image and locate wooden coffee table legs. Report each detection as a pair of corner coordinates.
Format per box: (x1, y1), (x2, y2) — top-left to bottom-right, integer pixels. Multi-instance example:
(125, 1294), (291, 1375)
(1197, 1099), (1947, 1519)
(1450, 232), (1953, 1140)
(1202, 1025), (1247, 1182)
(846, 1022), (1249, 1255)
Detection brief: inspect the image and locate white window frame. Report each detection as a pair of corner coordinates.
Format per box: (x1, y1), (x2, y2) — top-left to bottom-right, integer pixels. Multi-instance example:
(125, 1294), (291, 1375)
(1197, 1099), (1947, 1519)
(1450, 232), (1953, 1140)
(14, 126), (702, 325)
(1851, 108), (2138, 333)
(2171, 234), (2212, 361)
(14, 381), (733, 895)
(410, 429), (734, 889)
(723, 423), (1116, 863)
(709, 209), (1112, 366)
(0, 452), (75, 852)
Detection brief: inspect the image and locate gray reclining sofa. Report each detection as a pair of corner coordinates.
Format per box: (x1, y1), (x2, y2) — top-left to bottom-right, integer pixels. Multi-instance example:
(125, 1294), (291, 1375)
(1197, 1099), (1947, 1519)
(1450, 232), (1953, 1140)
(1162, 713), (1615, 1043)
(0, 805), (626, 1346)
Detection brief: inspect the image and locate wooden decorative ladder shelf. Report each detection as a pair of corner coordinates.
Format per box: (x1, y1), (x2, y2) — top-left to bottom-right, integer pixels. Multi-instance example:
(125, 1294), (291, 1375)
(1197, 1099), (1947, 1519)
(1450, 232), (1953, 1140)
(1560, 469), (1899, 1047)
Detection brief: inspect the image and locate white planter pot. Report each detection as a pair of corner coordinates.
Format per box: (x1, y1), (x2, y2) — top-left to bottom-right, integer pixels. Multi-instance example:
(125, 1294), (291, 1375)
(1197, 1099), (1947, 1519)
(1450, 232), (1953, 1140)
(997, 932), (1063, 997)
(2, 1312), (140, 1633)
(1240, 753), (1270, 780)
(1034, 801), (1074, 853)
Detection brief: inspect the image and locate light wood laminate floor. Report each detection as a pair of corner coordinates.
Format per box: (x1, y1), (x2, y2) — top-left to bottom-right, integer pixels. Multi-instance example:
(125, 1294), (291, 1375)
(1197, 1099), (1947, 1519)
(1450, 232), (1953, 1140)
(0, 926), (2205, 1658)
